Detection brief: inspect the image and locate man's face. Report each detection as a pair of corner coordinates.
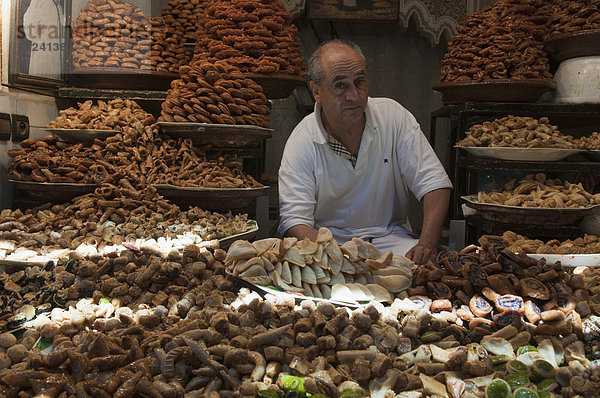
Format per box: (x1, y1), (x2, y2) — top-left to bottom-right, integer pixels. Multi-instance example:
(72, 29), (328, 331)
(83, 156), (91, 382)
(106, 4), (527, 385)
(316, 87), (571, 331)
(310, 45), (368, 130)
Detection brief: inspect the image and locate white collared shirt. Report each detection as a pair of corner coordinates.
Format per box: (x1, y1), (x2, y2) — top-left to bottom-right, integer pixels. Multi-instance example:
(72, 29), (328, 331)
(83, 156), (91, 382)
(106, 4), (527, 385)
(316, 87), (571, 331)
(278, 97), (453, 243)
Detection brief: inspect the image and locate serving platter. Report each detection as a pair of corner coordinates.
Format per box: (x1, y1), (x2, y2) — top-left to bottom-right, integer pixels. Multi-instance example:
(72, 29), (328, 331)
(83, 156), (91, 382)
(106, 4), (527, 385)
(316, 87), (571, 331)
(543, 29), (600, 63)
(244, 72), (306, 99)
(433, 79), (556, 104)
(9, 180), (96, 203)
(230, 274), (361, 308)
(0, 259), (55, 273)
(457, 146), (582, 161)
(153, 184), (269, 210)
(71, 68), (178, 90)
(157, 122), (273, 149)
(218, 220), (258, 249)
(526, 253), (600, 268)
(584, 150), (600, 160)
(462, 194), (599, 225)
(45, 128), (119, 145)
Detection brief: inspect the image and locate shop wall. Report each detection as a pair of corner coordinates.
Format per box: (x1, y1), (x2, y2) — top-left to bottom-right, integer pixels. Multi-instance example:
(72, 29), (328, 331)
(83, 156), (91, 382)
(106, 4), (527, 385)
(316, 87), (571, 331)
(0, 0), (58, 210)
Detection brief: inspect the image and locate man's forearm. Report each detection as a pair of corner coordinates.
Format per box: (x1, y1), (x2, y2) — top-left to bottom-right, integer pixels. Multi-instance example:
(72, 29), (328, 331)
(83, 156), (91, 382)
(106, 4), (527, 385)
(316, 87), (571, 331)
(419, 188), (451, 247)
(284, 224), (319, 241)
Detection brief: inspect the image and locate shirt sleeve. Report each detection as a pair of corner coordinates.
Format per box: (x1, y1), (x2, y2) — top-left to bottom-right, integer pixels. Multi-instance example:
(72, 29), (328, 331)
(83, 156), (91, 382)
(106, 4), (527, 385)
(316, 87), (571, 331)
(277, 135), (318, 237)
(394, 105), (453, 201)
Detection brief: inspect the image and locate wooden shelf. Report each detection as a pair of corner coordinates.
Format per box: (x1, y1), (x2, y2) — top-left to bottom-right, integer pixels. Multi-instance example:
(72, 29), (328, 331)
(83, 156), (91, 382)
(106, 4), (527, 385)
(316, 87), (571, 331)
(57, 87), (167, 101)
(430, 101), (600, 245)
(456, 157), (600, 173)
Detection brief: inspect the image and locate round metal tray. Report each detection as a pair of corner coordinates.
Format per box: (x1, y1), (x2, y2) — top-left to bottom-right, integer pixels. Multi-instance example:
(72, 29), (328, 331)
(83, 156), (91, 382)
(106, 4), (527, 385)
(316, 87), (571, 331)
(153, 184), (269, 210)
(544, 30), (600, 63)
(245, 72), (306, 99)
(433, 79), (556, 105)
(585, 150), (600, 160)
(457, 146), (582, 161)
(462, 195), (598, 226)
(44, 128), (119, 145)
(71, 68), (178, 90)
(526, 253), (600, 268)
(9, 180), (96, 203)
(219, 221), (258, 249)
(157, 122), (272, 149)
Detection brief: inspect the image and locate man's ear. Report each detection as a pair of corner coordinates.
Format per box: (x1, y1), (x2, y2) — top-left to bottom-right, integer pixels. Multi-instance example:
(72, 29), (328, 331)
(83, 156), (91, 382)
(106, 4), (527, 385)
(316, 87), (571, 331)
(309, 81), (320, 102)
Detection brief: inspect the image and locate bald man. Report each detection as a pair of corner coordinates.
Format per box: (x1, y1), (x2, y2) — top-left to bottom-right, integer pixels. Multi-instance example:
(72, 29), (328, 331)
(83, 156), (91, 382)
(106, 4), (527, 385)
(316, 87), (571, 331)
(278, 39), (452, 265)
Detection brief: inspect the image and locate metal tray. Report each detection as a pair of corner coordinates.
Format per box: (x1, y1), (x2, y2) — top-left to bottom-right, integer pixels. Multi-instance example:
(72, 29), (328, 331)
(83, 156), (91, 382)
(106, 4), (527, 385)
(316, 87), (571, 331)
(44, 128), (119, 145)
(462, 194), (599, 226)
(433, 79), (556, 105)
(544, 30), (600, 63)
(229, 272), (360, 309)
(157, 122), (272, 149)
(219, 221), (258, 249)
(71, 68), (178, 90)
(458, 146), (582, 161)
(245, 72), (306, 99)
(584, 150), (600, 160)
(153, 184), (269, 210)
(0, 259), (54, 273)
(526, 253), (600, 268)
(9, 180), (96, 203)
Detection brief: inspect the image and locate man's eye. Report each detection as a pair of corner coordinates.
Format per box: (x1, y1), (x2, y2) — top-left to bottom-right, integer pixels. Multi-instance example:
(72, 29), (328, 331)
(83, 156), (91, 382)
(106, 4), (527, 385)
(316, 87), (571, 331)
(335, 82), (345, 90)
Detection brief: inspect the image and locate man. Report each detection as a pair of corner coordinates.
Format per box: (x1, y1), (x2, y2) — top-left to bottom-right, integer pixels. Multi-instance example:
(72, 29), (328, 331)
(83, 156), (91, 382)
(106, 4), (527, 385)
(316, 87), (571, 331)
(278, 39), (452, 264)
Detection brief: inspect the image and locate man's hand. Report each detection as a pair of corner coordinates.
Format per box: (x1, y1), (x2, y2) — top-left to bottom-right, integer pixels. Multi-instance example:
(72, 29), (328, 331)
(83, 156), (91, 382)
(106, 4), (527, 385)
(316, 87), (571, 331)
(406, 188), (450, 265)
(285, 224), (318, 241)
(405, 241), (436, 265)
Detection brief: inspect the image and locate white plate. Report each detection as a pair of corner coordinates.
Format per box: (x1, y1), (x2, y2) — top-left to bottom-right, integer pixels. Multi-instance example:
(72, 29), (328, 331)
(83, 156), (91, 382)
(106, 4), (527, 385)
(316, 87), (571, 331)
(526, 253), (600, 268)
(218, 221), (258, 249)
(229, 274), (360, 308)
(458, 146), (582, 161)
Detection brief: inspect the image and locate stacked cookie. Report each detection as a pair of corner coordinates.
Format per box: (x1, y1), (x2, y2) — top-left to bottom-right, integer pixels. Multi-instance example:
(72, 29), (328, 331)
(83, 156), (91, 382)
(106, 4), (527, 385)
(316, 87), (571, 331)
(72, 0), (151, 69)
(150, 17), (189, 74)
(550, 0), (600, 36)
(159, 60), (270, 127)
(161, 0), (210, 43)
(194, 0), (305, 76)
(72, 0), (186, 73)
(440, 0), (554, 81)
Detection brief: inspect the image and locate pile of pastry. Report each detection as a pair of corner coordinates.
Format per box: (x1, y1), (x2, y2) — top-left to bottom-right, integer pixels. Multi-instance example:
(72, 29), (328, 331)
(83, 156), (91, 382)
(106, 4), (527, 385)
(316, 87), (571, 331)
(440, 0), (553, 81)
(194, 0), (305, 76)
(159, 60), (270, 127)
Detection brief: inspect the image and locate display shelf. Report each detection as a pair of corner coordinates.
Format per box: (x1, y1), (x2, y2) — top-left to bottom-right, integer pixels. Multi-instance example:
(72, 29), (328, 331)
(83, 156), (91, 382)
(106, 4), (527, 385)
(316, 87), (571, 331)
(430, 102), (600, 148)
(430, 101), (600, 244)
(457, 157), (600, 172)
(56, 87), (167, 101)
(465, 214), (583, 243)
(44, 88), (271, 238)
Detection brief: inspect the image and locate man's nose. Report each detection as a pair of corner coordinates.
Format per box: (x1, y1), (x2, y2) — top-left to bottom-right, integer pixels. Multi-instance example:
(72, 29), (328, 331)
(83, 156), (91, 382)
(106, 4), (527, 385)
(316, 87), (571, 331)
(345, 84), (360, 101)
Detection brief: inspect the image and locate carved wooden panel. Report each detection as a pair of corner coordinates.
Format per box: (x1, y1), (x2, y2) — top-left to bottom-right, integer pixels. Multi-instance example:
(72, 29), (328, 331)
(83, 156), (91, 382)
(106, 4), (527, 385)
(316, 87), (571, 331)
(399, 0), (471, 44)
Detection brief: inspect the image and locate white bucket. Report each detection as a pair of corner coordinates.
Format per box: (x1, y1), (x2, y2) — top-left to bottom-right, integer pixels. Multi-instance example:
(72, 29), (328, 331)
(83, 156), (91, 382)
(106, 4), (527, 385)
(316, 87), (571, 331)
(554, 56), (600, 103)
